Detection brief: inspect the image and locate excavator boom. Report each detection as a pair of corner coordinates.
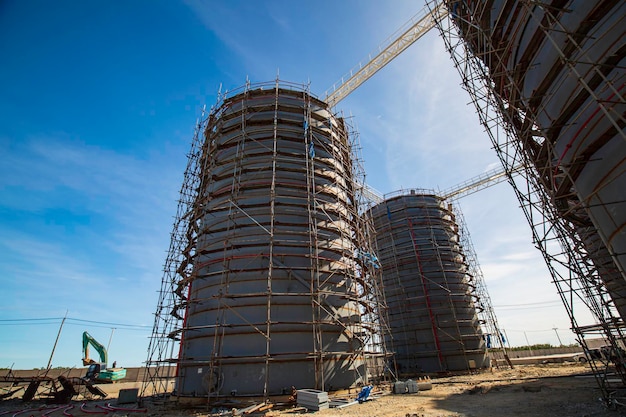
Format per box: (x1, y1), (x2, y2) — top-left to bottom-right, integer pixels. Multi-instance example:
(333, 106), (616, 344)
(82, 331), (108, 366)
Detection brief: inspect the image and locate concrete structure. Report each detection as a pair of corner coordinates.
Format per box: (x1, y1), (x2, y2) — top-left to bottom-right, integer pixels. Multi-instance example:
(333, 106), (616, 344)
(370, 192), (489, 373)
(434, 0), (625, 402)
(447, 0), (626, 316)
(166, 81), (376, 397)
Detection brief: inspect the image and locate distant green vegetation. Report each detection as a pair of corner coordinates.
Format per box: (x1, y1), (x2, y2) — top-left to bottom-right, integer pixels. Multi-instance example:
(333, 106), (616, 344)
(511, 343), (554, 351)
(491, 343), (579, 352)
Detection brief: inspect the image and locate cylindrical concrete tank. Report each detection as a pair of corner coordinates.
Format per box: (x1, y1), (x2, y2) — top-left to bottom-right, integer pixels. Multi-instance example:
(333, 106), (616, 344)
(176, 82), (366, 396)
(369, 192), (489, 374)
(450, 0), (626, 311)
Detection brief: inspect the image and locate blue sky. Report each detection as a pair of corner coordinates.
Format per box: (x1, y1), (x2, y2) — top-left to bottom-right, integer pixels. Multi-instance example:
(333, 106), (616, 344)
(0, 1), (587, 370)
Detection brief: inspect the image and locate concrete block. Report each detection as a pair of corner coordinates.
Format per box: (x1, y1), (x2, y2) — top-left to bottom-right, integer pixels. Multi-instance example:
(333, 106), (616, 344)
(117, 388), (139, 404)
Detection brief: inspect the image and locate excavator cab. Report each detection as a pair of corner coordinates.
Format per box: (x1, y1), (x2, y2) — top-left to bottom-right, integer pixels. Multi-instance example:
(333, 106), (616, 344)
(85, 362), (106, 379)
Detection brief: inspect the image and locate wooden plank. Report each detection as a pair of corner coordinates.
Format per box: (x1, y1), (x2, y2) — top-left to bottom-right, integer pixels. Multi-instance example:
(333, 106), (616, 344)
(242, 403), (264, 415)
(258, 403), (274, 412)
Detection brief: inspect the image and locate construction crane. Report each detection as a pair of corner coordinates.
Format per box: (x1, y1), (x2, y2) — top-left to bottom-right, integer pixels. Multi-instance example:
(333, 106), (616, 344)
(325, 0), (525, 205)
(363, 163), (524, 205)
(332, 3), (517, 371)
(439, 164), (526, 201)
(324, 1), (447, 107)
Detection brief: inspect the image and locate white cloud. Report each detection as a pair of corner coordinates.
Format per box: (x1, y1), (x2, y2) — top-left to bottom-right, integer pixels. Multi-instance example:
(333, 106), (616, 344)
(0, 136), (180, 368)
(0, 136), (184, 321)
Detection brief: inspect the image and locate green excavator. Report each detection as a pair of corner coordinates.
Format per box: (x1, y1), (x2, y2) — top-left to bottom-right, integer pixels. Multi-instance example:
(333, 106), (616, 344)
(82, 331), (126, 383)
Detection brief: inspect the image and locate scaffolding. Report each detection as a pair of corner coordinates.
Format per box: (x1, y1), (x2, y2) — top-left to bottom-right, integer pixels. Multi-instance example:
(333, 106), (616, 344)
(140, 102), (206, 399)
(429, 0), (626, 405)
(141, 80), (389, 401)
(350, 118), (395, 382)
(452, 205), (513, 368)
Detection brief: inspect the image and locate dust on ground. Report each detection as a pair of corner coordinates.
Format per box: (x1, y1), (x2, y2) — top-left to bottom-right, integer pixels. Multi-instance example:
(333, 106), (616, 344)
(2, 363), (625, 416)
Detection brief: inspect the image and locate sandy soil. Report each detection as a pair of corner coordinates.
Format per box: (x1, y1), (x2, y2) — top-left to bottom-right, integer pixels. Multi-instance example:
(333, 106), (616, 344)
(2, 363), (625, 416)
(287, 364), (615, 417)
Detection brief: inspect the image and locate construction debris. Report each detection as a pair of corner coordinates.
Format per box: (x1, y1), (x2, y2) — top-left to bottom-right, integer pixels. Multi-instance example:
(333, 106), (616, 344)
(329, 398), (359, 408)
(393, 377), (432, 394)
(297, 389), (329, 411)
(416, 376), (433, 391)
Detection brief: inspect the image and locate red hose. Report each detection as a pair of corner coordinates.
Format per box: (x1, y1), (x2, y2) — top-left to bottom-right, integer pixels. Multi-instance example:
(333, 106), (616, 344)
(62, 405), (74, 417)
(10, 406), (47, 417)
(79, 403), (107, 415)
(99, 403), (147, 413)
(41, 405), (67, 417)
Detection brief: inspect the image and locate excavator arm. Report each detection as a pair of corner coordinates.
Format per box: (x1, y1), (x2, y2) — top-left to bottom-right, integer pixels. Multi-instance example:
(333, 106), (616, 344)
(82, 331), (108, 366)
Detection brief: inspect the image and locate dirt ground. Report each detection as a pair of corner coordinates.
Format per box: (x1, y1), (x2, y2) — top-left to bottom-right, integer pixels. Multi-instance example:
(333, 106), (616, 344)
(2, 363), (626, 416)
(284, 363), (622, 417)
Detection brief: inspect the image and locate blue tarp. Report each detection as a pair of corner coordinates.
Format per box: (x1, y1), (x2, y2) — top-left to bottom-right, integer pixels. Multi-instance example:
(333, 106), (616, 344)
(357, 385), (373, 403)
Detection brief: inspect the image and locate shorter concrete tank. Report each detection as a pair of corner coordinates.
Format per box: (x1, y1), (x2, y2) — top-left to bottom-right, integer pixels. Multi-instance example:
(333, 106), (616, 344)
(370, 192), (489, 373)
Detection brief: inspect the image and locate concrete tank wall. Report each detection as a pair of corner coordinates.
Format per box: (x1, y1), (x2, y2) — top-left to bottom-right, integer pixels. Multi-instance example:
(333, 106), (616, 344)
(370, 193), (489, 374)
(176, 83), (365, 396)
(451, 0), (626, 314)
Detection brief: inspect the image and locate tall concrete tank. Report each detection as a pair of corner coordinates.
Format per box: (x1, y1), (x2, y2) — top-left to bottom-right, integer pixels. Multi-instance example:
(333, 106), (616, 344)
(369, 192), (489, 373)
(449, 1), (626, 315)
(176, 82), (366, 396)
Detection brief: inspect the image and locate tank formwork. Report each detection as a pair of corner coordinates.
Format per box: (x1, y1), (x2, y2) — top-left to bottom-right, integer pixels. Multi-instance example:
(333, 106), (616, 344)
(369, 192), (489, 374)
(175, 82), (368, 397)
(448, 0), (626, 316)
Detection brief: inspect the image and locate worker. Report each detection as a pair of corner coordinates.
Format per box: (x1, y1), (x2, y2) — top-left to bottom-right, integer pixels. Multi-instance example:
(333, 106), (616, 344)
(112, 361), (117, 368)
(288, 386), (297, 403)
